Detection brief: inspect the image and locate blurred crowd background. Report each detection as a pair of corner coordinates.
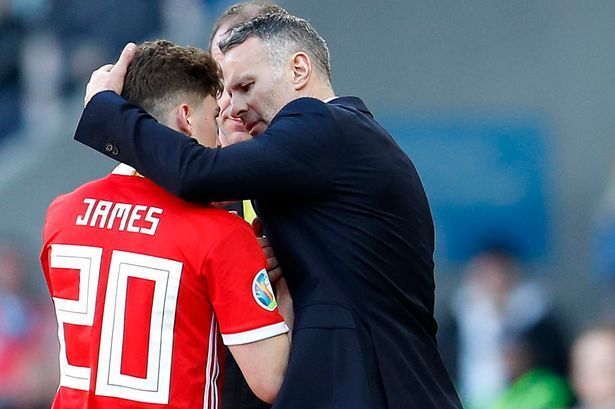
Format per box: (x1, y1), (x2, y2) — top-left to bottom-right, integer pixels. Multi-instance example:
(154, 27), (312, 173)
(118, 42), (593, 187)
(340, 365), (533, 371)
(1, 0), (615, 408)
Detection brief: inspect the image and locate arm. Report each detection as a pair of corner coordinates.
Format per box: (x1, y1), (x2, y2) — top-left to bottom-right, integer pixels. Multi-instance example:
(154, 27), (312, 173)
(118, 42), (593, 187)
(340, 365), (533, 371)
(205, 218), (291, 402)
(75, 92), (336, 202)
(230, 218), (292, 401)
(228, 334), (290, 403)
(228, 277), (293, 403)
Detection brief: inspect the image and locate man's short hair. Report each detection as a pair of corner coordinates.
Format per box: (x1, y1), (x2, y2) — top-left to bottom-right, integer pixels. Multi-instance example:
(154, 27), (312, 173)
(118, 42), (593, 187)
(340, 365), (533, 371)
(219, 12), (332, 84)
(122, 40), (223, 121)
(208, 1), (288, 52)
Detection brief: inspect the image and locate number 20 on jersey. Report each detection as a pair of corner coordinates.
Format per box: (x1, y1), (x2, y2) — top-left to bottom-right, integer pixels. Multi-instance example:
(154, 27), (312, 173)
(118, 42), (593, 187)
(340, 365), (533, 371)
(50, 244), (182, 404)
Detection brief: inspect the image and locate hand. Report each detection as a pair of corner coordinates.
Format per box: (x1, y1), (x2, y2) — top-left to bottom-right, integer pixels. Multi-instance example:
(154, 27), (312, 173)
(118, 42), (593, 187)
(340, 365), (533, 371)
(84, 43), (136, 107)
(252, 217), (264, 236)
(257, 236), (282, 282)
(252, 218), (283, 283)
(275, 278), (294, 333)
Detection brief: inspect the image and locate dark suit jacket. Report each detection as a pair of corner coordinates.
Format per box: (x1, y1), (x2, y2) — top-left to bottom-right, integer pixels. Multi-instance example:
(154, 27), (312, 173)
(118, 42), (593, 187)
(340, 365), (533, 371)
(75, 92), (463, 409)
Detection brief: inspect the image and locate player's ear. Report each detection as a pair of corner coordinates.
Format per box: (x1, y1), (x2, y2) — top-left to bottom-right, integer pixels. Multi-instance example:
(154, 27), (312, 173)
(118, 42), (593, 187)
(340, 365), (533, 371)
(291, 52), (311, 91)
(175, 104), (192, 136)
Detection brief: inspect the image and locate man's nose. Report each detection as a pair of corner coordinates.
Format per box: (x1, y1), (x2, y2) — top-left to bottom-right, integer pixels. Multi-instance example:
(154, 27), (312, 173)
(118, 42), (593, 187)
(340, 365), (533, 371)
(230, 96), (248, 118)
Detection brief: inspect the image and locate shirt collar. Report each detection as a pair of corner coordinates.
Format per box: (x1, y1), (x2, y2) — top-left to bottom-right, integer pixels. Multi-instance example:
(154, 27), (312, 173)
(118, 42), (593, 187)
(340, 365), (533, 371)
(323, 96), (339, 103)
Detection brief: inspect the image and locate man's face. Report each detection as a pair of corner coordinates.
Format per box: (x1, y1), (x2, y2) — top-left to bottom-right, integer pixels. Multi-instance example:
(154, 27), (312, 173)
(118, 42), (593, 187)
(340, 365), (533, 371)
(211, 24), (253, 147)
(221, 37), (294, 137)
(188, 94), (221, 147)
(216, 89), (252, 146)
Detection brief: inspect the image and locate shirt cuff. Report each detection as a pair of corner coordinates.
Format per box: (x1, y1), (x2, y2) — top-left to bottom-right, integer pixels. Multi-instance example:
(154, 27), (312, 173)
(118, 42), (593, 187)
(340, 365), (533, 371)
(221, 322), (289, 345)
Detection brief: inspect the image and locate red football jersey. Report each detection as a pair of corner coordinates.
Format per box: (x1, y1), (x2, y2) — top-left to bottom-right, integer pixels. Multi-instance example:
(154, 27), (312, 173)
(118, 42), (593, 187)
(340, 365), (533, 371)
(41, 164), (287, 409)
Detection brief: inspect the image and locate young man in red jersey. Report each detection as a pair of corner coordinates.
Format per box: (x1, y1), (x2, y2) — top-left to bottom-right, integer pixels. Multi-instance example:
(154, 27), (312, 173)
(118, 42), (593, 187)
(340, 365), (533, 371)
(40, 40), (290, 409)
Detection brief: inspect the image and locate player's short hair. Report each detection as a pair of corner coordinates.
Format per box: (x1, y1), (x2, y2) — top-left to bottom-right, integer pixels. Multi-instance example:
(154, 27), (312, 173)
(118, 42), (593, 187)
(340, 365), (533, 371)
(219, 12), (332, 85)
(208, 1), (288, 52)
(122, 40), (223, 121)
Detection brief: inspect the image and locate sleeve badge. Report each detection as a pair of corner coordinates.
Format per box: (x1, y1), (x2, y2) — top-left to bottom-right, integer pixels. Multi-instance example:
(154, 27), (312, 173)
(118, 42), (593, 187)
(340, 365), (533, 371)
(252, 269), (278, 311)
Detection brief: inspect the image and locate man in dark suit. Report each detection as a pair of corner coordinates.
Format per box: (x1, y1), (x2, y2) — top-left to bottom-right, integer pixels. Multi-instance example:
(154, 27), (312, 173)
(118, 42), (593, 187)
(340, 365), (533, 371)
(75, 11), (462, 409)
(208, 4), (288, 409)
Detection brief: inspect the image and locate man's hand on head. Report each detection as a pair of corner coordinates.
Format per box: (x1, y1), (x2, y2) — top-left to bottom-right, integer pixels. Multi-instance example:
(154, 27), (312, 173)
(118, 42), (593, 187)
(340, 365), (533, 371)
(84, 43), (136, 107)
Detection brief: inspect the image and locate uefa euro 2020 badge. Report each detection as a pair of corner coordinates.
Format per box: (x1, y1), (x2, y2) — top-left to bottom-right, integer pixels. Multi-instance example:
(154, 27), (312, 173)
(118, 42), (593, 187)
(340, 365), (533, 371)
(252, 269), (277, 311)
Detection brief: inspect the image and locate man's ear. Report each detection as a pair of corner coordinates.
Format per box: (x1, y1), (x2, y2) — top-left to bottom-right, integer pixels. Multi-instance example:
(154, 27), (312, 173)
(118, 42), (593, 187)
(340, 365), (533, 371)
(174, 104), (192, 136)
(291, 52), (312, 91)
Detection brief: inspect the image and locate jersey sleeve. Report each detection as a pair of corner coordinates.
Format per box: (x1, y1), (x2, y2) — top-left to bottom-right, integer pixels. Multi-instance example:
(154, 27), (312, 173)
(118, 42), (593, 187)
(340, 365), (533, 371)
(204, 218), (288, 345)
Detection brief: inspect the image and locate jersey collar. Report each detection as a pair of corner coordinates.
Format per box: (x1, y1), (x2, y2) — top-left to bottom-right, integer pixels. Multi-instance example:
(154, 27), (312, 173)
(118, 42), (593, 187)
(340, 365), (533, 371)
(111, 163), (142, 177)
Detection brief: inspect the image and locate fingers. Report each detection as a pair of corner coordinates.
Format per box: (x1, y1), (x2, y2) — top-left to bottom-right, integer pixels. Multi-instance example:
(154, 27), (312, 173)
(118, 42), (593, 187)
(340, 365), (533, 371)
(257, 237), (273, 256)
(84, 65), (113, 106)
(267, 256), (279, 271)
(110, 43), (137, 75)
(275, 277), (291, 298)
(274, 278), (293, 331)
(88, 64), (113, 83)
(99, 64), (114, 73)
(252, 218), (283, 284)
(268, 267), (282, 283)
(258, 236), (279, 269)
(252, 217), (263, 237)
(257, 235), (281, 281)
(83, 44), (135, 108)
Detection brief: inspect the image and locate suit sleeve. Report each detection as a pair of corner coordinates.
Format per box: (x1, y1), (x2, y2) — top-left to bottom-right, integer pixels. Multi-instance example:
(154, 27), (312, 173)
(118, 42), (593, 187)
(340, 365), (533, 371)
(74, 91), (337, 202)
